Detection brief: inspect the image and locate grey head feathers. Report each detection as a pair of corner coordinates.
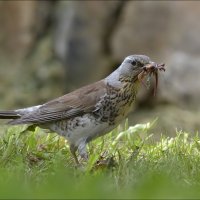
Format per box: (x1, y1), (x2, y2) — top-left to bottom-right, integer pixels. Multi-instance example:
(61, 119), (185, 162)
(122, 55), (151, 66)
(106, 54), (152, 85)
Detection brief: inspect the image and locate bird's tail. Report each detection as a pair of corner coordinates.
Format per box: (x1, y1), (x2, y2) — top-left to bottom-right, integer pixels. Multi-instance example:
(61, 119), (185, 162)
(0, 110), (21, 119)
(0, 110), (37, 133)
(0, 105), (41, 125)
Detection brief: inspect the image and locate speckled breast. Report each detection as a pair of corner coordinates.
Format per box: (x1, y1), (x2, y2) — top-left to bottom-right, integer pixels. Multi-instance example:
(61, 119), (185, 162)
(93, 81), (137, 125)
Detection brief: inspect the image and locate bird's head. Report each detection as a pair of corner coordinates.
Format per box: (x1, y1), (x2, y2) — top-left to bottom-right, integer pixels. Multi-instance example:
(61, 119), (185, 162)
(107, 55), (165, 95)
(119, 55), (154, 79)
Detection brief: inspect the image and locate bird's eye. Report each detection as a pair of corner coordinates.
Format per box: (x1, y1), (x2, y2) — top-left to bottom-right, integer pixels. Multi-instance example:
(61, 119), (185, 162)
(131, 60), (137, 66)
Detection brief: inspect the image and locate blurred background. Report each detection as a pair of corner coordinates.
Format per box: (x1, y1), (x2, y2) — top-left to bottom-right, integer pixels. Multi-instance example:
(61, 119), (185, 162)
(0, 1), (200, 136)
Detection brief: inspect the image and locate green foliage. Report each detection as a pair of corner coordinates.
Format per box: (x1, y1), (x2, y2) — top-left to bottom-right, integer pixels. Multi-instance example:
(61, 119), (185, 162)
(0, 121), (200, 199)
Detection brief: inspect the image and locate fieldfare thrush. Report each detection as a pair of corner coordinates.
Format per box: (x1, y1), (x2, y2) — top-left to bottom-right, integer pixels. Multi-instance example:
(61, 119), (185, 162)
(0, 55), (165, 164)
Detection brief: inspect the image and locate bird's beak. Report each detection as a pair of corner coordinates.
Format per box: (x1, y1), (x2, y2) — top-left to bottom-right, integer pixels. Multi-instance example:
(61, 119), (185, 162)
(143, 62), (157, 72)
(143, 62), (165, 73)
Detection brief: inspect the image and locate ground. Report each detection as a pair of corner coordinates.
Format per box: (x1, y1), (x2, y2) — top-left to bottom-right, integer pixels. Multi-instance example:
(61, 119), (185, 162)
(0, 120), (200, 199)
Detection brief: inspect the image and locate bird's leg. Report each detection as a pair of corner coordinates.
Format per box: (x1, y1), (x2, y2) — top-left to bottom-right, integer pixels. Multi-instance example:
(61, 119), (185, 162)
(78, 141), (89, 162)
(70, 145), (79, 165)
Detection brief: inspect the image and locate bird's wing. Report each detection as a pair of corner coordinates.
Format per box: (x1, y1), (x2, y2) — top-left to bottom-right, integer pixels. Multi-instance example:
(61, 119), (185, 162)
(10, 80), (107, 124)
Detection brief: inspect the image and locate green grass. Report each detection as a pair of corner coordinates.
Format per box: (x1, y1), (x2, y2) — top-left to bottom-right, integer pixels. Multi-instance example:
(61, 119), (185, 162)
(0, 120), (200, 199)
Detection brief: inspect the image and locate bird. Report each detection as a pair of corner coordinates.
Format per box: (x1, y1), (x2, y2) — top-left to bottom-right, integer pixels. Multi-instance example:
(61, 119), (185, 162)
(0, 55), (165, 164)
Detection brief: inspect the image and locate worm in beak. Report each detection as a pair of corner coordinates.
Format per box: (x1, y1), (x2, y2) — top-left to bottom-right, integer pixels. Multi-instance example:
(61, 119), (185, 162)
(138, 62), (165, 96)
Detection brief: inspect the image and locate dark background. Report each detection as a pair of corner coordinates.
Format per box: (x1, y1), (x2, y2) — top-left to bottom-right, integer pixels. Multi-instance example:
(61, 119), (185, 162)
(0, 1), (200, 135)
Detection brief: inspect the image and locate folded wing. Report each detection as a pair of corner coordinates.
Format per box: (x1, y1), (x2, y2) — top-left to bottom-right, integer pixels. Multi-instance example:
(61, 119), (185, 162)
(9, 80), (107, 125)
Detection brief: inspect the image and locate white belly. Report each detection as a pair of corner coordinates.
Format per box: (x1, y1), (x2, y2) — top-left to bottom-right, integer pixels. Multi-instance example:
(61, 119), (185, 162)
(47, 114), (116, 147)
